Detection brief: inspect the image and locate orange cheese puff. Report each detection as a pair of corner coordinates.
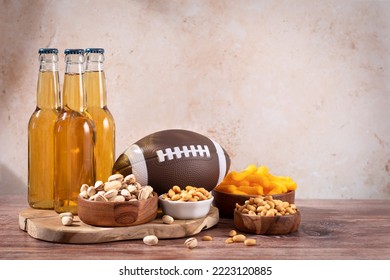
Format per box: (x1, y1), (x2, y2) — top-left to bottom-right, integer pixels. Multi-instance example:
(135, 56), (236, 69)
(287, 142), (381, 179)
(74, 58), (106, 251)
(269, 180), (288, 194)
(267, 187), (283, 195)
(246, 174), (270, 188)
(215, 184), (237, 194)
(222, 171), (235, 182)
(231, 164), (257, 181)
(287, 181), (297, 191)
(236, 180), (250, 187)
(256, 165), (270, 177)
(236, 185), (263, 195)
(232, 190), (248, 195)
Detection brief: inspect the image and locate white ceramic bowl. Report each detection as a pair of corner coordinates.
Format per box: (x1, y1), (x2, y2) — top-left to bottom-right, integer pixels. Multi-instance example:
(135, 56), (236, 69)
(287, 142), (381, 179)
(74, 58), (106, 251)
(158, 195), (214, 220)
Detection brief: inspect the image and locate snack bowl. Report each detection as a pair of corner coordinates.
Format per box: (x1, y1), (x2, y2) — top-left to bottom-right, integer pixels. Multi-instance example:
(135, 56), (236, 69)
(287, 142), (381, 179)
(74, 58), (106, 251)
(234, 208), (301, 235)
(158, 195), (214, 220)
(212, 188), (295, 218)
(77, 192), (158, 227)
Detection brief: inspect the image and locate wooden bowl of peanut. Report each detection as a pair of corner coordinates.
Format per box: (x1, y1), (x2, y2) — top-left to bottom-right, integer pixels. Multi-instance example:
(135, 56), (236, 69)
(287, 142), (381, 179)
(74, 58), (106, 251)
(158, 185), (214, 219)
(233, 196), (301, 235)
(77, 174), (158, 227)
(212, 188), (295, 218)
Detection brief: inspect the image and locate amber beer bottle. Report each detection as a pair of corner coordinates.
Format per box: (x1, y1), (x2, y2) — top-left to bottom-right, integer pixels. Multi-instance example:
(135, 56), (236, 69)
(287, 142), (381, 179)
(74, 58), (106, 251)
(84, 48), (115, 181)
(54, 49), (95, 214)
(28, 48), (61, 209)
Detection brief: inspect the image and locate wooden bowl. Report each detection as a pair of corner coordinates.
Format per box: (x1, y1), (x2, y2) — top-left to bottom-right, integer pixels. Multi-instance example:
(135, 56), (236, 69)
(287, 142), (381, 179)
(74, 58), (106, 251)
(234, 209), (301, 235)
(212, 189), (295, 218)
(77, 192), (158, 227)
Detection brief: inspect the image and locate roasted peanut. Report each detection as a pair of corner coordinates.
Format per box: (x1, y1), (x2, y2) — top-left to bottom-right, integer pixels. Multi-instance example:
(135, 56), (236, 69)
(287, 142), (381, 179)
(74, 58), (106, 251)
(228, 230), (237, 237)
(172, 185), (181, 193)
(168, 189), (176, 198)
(244, 239), (257, 246)
(171, 194), (181, 201)
(201, 235), (213, 241)
(232, 234), (246, 242)
(225, 237), (234, 244)
(235, 196), (298, 216)
(161, 186), (212, 202)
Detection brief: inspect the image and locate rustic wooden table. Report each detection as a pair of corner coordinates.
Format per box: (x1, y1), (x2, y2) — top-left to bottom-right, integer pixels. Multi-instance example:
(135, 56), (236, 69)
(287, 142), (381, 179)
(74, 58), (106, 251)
(1, 195), (389, 260)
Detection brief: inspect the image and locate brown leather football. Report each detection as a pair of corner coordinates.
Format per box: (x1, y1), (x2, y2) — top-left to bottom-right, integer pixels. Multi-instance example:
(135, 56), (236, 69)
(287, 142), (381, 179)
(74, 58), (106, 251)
(112, 129), (231, 195)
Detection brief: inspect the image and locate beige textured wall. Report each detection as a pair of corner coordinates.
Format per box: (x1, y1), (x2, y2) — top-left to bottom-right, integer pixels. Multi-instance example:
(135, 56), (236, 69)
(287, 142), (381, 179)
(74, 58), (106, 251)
(1, 0), (389, 199)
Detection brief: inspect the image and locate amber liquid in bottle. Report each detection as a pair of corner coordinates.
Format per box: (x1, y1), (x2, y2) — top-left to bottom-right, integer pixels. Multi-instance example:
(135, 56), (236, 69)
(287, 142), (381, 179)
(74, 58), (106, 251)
(84, 48), (115, 181)
(28, 49), (60, 209)
(54, 49), (95, 214)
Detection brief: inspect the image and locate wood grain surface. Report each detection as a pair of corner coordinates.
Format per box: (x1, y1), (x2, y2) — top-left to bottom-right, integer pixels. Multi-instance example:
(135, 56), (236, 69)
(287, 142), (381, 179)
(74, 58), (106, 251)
(1, 195), (390, 260)
(18, 206), (219, 243)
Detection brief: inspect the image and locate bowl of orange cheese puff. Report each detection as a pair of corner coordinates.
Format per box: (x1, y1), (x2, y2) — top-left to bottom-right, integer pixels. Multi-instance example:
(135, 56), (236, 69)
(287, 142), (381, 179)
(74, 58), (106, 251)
(212, 164), (297, 218)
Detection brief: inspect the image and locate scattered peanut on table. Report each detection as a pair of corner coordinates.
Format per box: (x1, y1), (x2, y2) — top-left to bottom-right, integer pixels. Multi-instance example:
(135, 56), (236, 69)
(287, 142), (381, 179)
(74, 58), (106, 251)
(201, 235), (213, 241)
(225, 229), (257, 246)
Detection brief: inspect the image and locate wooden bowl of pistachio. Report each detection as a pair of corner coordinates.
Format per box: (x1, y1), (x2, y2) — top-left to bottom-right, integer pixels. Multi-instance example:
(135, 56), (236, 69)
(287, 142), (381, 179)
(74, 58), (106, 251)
(77, 174), (158, 227)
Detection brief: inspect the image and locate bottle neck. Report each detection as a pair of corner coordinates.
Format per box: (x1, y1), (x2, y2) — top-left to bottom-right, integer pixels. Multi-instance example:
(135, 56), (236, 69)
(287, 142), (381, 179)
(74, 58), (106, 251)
(62, 54), (85, 112)
(85, 53), (107, 108)
(84, 70), (107, 108)
(37, 54), (60, 110)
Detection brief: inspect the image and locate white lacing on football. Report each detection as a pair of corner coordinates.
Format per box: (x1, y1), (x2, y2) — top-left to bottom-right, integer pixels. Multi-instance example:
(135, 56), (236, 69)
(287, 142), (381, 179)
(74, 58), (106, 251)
(156, 145), (211, 163)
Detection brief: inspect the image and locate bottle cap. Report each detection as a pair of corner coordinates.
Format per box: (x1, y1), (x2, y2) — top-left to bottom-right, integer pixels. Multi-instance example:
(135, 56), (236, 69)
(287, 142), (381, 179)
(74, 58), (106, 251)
(85, 48), (105, 54)
(64, 49), (85, 55)
(39, 48), (58, 54)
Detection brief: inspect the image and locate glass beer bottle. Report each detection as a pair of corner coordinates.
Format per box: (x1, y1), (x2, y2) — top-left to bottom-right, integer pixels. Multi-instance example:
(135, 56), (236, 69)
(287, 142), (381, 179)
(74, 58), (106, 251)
(84, 48), (115, 181)
(28, 48), (61, 209)
(54, 49), (95, 214)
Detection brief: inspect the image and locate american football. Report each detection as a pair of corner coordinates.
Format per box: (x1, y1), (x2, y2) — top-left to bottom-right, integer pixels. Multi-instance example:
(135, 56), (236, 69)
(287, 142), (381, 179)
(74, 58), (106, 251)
(112, 129), (231, 195)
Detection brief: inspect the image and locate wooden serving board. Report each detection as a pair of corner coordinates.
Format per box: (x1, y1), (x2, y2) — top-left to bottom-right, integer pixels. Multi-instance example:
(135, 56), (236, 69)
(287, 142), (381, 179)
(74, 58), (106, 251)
(19, 207), (219, 244)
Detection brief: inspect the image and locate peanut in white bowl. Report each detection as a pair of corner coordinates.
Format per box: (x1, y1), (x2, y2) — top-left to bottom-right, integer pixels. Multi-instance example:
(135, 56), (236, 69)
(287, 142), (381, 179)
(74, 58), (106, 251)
(158, 195), (214, 220)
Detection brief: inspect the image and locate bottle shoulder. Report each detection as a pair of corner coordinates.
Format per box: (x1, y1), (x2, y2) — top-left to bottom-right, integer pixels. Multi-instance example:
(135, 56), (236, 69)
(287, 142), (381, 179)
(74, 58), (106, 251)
(86, 107), (115, 122)
(55, 108), (95, 128)
(28, 108), (60, 123)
